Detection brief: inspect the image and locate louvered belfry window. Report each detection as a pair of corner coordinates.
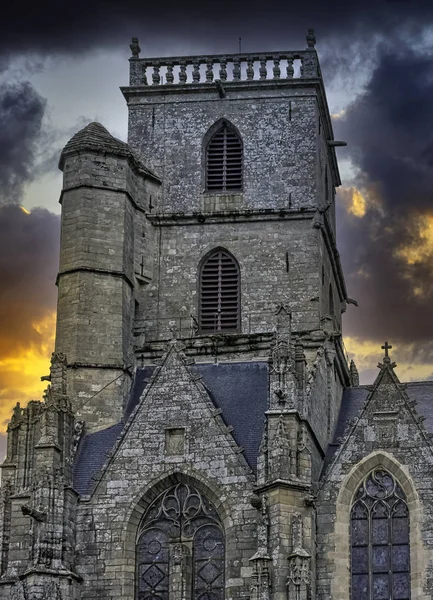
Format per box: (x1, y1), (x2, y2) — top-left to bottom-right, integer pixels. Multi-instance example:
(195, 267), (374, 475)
(200, 249), (240, 332)
(206, 124), (243, 191)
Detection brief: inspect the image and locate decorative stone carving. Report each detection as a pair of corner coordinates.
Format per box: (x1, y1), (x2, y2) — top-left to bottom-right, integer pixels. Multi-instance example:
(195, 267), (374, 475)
(250, 494), (271, 600)
(287, 513), (311, 600)
(130, 37), (141, 57)
(350, 359), (360, 386)
(306, 28), (316, 48)
(72, 419), (85, 458)
(257, 422), (268, 485)
(25, 468), (66, 569)
(269, 415), (291, 480)
(10, 402), (23, 427)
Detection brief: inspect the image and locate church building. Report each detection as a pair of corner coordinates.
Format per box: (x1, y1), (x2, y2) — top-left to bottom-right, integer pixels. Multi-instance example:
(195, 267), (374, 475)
(1, 30), (432, 599)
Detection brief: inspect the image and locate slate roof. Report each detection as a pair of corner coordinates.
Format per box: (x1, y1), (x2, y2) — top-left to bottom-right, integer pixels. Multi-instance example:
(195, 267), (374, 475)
(73, 360), (269, 496)
(73, 422), (124, 496)
(192, 362), (269, 469)
(58, 121), (159, 180)
(325, 381), (433, 468)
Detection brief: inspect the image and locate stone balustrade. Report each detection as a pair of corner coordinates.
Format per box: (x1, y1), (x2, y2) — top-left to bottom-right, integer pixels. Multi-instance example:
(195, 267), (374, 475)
(128, 30), (320, 87)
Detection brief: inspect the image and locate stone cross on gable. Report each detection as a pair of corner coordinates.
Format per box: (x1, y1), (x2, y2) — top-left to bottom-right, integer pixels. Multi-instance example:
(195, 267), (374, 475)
(381, 341), (392, 358)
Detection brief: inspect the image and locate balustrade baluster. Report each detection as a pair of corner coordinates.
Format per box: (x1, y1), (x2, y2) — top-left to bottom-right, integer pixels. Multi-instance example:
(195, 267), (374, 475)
(300, 58), (304, 78)
(179, 62), (187, 84)
(286, 58), (294, 79)
(192, 61), (200, 82)
(206, 60), (214, 82)
(233, 57), (241, 81)
(166, 63), (174, 84)
(259, 57), (267, 80)
(219, 59), (227, 81)
(246, 58), (254, 80)
(141, 65), (148, 85)
(152, 65), (160, 85)
(273, 57), (281, 79)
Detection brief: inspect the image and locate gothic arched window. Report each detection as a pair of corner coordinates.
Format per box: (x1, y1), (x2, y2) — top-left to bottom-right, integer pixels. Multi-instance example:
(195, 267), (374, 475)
(199, 249), (240, 333)
(136, 483), (225, 600)
(351, 469), (410, 600)
(205, 123), (243, 192)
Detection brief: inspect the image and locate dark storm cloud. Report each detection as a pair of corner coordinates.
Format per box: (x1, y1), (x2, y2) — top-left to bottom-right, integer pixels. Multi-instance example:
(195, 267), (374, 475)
(0, 204), (60, 356)
(0, 82), (46, 204)
(335, 45), (433, 344)
(0, 0), (433, 60)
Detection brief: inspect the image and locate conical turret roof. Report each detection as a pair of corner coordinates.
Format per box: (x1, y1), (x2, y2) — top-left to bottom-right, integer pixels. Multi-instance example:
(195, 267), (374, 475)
(58, 122), (159, 180)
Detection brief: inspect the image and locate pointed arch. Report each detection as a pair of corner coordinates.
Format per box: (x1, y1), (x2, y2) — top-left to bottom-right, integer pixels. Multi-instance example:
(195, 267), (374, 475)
(136, 482), (225, 600)
(204, 119), (243, 192)
(331, 452), (427, 600)
(198, 247), (240, 333)
(124, 472), (229, 600)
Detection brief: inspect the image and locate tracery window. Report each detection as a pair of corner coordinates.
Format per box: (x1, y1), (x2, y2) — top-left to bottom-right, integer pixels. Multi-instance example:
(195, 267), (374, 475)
(136, 483), (225, 600)
(351, 469), (410, 600)
(199, 249), (240, 333)
(205, 123), (243, 192)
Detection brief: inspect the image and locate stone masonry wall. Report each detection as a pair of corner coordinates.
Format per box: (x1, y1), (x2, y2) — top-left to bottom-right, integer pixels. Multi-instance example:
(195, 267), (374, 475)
(127, 87), (319, 213)
(316, 366), (433, 599)
(137, 217), (322, 339)
(57, 151), (158, 429)
(75, 346), (258, 600)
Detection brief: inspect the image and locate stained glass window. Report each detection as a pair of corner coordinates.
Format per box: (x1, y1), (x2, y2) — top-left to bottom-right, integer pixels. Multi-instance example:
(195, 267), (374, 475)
(351, 469), (410, 600)
(136, 483), (225, 600)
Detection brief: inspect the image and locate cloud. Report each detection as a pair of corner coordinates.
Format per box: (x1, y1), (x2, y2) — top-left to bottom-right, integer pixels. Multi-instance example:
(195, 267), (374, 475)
(335, 44), (433, 345)
(0, 0), (432, 63)
(0, 81), (46, 204)
(0, 205), (59, 441)
(344, 336), (433, 384)
(0, 204), (59, 354)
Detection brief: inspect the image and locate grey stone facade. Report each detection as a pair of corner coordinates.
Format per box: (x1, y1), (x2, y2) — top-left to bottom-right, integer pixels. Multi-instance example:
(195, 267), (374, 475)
(1, 30), (432, 599)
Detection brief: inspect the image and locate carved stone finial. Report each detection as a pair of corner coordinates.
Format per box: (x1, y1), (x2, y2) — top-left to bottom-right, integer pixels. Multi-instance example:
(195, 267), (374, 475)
(306, 28), (316, 48)
(11, 402), (22, 425)
(130, 37), (141, 58)
(349, 359), (359, 386)
(381, 341), (392, 363)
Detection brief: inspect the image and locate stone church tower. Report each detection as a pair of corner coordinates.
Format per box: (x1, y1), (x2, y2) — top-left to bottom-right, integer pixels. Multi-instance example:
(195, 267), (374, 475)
(1, 31), (433, 600)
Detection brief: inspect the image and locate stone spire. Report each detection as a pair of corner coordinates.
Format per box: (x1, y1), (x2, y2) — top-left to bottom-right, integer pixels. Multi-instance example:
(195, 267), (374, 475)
(349, 359), (359, 387)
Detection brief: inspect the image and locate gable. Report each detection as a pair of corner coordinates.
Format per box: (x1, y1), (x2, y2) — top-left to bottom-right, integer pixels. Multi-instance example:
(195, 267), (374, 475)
(323, 367), (433, 478)
(73, 355), (268, 496)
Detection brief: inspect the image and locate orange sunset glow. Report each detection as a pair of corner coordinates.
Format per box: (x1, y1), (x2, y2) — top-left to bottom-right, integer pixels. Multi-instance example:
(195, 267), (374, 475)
(0, 312), (56, 425)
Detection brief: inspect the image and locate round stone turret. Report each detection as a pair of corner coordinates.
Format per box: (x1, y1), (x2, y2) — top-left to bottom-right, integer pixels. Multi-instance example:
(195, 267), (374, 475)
(56, 122), (160, 431)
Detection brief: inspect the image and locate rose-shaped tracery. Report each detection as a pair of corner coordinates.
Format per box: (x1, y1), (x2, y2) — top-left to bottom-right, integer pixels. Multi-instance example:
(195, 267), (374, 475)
(136, 483), (224, 600)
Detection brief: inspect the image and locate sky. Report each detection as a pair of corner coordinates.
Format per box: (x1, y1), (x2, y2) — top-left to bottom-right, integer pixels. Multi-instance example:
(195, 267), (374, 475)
(1, 1), (433, 456)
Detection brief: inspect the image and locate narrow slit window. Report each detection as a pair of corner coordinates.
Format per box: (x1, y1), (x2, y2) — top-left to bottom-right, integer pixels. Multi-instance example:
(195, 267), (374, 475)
(206, 124), (243, 192)
(329, 284), (334, 316)
(199, 249), (240, 332)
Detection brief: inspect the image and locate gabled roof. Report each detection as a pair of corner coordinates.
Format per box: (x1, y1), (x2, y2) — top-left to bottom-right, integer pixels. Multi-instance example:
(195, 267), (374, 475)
(58, 121), (159, 181)
(73, 360), (269, 496)
(325, 378), (433, 467)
